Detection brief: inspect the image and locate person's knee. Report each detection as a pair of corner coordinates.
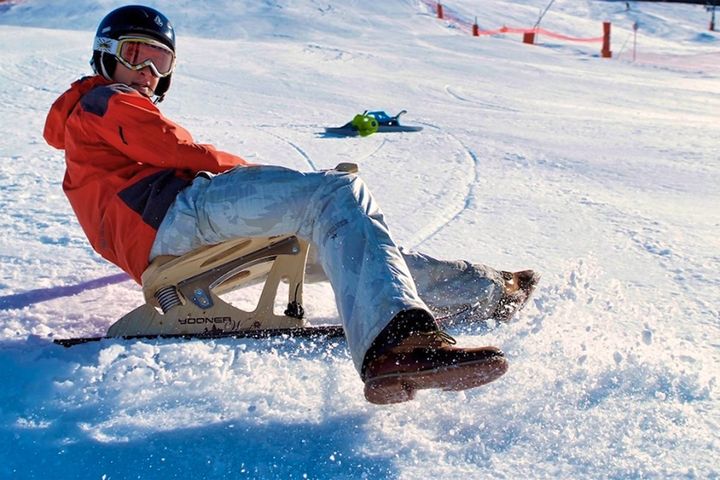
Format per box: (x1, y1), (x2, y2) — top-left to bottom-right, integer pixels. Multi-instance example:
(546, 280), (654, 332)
(318, 172), (366, 205)
(326, 170), (360, 189)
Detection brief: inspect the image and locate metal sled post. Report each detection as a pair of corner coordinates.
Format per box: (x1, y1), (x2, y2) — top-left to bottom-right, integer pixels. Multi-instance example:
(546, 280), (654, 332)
(107, 235), (311, 337)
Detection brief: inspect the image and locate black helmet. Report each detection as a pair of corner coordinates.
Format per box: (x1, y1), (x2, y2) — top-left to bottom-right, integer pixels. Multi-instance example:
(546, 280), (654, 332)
(91, 5), (176, 99)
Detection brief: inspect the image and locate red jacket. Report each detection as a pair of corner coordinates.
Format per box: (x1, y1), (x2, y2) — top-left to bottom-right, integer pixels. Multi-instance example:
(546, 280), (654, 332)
(44, 76), (247, 283)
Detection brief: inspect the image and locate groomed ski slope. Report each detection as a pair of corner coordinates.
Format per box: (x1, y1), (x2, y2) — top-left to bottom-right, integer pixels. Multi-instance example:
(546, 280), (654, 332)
(1, 0), (718, 478)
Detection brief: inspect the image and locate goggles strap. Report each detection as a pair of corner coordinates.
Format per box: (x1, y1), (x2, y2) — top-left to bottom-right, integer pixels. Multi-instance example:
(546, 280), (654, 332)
(94, 37), (121, 57)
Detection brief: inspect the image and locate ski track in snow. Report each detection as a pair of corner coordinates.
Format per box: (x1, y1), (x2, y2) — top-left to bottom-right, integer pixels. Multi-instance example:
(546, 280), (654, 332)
(352, 136), (388, 163)
(578, 194), (720, 303)
(253, 125), (319, 171)
(252, 124), (391, 171)
(444, 84), (520, 113)
(406, 122), (480, 249)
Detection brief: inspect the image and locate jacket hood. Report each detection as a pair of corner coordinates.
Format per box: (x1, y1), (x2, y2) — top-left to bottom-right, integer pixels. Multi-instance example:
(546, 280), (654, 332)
(44, 75), (111, 150)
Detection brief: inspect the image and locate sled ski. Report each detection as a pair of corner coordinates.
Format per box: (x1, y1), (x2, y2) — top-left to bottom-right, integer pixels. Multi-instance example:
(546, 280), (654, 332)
(53, 164), (362, 348)
(324, 110), (423, 137)
(53, 324), (345, 348)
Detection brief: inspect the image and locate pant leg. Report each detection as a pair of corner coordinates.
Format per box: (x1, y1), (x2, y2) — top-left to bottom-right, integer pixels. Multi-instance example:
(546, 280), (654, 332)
(305, 247), (505, 318)
(151, 165), (429, 372)
(401, 250), (505, 317)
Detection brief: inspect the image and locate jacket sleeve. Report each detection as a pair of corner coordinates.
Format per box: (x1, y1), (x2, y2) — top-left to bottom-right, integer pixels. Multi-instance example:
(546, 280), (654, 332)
(90, 89), (249, 173)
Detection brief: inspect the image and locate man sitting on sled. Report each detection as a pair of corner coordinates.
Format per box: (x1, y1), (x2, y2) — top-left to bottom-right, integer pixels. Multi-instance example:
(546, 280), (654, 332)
(44, 5), (538, 404)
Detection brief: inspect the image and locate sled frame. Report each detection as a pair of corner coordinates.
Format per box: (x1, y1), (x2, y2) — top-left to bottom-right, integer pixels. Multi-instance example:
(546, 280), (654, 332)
(107, 235), (311, 337)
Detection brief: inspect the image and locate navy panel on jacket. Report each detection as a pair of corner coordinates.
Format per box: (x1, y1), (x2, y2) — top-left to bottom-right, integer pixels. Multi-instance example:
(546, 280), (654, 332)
(117, 170), (191, 230)
(81, 84), (136, 117)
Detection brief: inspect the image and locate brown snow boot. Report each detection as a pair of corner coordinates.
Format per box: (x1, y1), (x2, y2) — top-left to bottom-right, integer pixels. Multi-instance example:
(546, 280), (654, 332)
(492, 270), (540, 322)
(362, 309), (508, 405)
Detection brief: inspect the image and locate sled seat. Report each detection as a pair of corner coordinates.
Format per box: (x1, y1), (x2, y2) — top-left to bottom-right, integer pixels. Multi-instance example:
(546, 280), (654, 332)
(107, 235), (311, 337)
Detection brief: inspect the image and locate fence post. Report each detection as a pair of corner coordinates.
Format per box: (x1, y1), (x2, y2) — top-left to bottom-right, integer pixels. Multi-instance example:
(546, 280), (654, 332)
(710, 7), (716, 31)
(437, 2), (444, 19)
(473, 17), (479, 36)
(632, 21), (638, 62)
(601, 21), (612, 58)
(523, 31), (536, 44)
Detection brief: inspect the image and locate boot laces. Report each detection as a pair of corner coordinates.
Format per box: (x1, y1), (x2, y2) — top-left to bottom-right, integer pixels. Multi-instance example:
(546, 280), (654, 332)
(418, 329), (457, 346)
(379, 328), (459, 357)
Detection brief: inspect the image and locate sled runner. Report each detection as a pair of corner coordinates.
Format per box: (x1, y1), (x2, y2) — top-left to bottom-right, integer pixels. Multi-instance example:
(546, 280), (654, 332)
(324, 110), (424, 137)
(54, 165), (362, 347)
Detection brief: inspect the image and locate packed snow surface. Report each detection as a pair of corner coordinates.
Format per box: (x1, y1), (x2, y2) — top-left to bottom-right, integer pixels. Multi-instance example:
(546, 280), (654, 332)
(1, 0), (719, 478)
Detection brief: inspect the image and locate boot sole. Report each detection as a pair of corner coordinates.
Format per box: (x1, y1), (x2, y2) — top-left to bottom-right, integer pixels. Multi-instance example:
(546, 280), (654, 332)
(363, 355), (509, 405)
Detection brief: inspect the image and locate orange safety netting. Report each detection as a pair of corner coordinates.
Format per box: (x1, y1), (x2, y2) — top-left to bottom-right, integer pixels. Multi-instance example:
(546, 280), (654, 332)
(422, 0), (604, 43)
(476, 26), (603, 43)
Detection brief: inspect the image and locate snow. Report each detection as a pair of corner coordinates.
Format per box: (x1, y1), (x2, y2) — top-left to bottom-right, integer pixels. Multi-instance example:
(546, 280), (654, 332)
(1, 0), (719, 478)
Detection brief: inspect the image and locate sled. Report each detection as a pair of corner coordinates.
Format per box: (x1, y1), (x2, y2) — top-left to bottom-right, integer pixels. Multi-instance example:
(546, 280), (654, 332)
(53, 165), (362, 347)
(53, 234), (345, 347)
(323, 110), (423, 137)
(108, 234), (312, 336)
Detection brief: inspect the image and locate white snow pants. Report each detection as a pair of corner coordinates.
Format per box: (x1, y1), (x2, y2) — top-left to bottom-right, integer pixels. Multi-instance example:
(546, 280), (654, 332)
(150, 165), (429, 372)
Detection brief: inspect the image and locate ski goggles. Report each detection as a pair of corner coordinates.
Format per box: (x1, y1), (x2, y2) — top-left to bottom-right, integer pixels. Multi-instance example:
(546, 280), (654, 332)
(95, 36), (175, 77)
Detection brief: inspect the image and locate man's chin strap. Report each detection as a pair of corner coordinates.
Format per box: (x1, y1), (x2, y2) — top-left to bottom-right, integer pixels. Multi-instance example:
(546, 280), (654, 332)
(96, 52), (113, 81)
(134, 84), (164, 104)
